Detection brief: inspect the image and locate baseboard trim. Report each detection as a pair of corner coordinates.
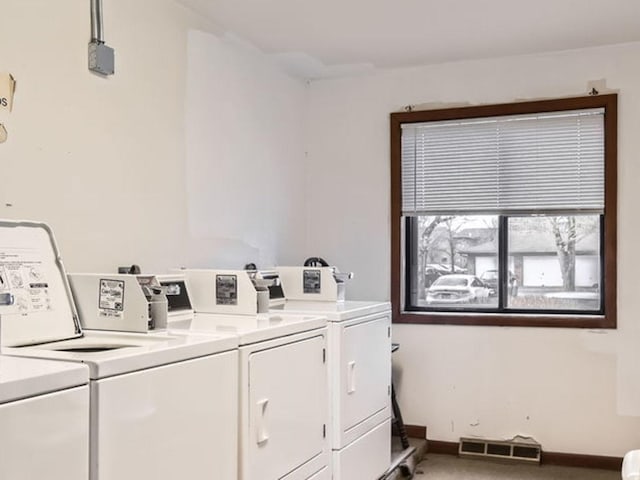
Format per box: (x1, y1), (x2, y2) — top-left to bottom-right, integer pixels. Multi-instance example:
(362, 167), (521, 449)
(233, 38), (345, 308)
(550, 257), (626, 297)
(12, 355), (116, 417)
(425, 438), (623, 471)
(404, 424), (427, 439)
(541, 451), (622, 471)
(427, 440), (459, 455)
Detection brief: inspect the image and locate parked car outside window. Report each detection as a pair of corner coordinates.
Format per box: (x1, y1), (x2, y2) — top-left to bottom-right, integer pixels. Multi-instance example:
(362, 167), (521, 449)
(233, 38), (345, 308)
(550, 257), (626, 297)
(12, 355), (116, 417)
(480, 269), (518, 296)
(426, 274), (491, 305)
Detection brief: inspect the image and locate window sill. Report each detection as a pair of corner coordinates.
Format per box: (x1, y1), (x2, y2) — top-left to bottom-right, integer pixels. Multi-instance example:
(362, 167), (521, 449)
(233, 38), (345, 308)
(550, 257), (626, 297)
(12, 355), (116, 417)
(394, 310), (615, 329)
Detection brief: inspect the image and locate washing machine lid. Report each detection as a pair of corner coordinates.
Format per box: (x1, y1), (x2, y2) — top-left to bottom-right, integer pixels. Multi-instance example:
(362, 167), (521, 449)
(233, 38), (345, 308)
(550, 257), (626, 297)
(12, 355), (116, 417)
(170, 313), (326, 345)
(4, 330), (238, 379)
(270, 300), (390, 321)
(0, 355), (88, 403)
(0, 220), (82, 347)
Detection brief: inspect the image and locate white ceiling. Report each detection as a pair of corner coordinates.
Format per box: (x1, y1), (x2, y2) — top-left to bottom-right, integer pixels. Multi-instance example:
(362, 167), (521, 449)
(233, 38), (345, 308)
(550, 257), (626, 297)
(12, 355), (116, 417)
(177, 0), (640, 79)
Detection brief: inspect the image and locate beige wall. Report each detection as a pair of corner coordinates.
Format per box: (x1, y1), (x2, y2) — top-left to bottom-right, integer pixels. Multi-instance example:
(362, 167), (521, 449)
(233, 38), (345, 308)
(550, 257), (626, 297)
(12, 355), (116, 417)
(0, 0), (308, 273)
(306, 42), (640, 455)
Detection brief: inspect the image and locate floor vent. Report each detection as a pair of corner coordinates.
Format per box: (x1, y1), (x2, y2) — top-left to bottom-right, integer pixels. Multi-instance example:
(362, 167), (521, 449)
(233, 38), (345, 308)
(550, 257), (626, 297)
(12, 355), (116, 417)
(459, 437), (541, 464)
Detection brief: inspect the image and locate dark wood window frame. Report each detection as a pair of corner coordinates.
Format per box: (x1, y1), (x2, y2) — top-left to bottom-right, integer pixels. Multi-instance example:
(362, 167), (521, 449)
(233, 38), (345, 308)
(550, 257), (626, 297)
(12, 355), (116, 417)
(390, 94), (617, 328)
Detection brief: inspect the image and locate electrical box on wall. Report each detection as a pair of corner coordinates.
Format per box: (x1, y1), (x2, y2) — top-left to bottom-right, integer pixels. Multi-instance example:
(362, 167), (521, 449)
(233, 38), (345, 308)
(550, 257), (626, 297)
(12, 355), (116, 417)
(89, 41), (114, 75)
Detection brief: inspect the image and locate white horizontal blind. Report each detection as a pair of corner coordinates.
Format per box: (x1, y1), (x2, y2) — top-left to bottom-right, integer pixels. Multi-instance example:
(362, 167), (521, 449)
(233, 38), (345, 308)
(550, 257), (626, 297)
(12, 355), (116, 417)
(401, 108), (605, 214)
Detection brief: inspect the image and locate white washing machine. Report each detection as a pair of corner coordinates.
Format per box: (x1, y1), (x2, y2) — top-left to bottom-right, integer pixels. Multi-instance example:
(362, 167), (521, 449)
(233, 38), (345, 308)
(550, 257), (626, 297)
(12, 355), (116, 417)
(169, 313), (331, 480)
(271, 300), (392, 480)
(0, 220), (239, 480)
(0, 355), (90, 480)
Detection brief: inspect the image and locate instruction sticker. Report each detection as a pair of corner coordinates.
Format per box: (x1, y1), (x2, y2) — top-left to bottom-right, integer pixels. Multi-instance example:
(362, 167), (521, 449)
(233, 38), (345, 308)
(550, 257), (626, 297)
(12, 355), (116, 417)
(303, 269), (321, 294)
(0, 73), (16, 112)
(216, 274), (237, 305)
(99, 279), (125, 319)
(0, 248), (51, 314)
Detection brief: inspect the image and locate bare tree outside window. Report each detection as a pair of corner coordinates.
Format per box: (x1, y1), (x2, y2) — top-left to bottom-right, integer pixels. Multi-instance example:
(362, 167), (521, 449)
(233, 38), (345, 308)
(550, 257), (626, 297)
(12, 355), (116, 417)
(548, 216), (599, 292)
(416, 216), (451, 295)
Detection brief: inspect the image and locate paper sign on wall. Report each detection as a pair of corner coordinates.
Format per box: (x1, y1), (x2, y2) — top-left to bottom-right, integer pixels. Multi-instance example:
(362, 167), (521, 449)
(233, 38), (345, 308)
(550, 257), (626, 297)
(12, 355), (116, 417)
(0, 73), (16, 112)
(0, 124), (6, 143)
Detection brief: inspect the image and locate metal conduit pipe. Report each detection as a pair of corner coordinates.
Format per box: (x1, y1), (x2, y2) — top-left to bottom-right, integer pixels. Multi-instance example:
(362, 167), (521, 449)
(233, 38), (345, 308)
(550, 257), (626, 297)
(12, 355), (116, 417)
(90, 0), (104, 43)
(88, 0), (114, 75)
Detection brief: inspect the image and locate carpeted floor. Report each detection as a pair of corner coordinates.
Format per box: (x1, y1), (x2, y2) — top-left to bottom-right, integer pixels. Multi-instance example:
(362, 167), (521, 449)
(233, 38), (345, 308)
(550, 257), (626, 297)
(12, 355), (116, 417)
(415, 454), (620, 479)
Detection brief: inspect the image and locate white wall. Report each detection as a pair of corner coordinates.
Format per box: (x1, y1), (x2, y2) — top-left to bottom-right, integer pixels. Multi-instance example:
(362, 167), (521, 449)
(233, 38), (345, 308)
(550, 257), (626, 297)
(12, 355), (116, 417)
(0, 0), (308, 273)
(306, 43), (640, 456)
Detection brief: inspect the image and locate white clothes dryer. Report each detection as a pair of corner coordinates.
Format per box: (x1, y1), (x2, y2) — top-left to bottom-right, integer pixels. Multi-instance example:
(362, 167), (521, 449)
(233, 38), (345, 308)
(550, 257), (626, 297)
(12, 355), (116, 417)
(271, 300), (392, 480)
(0, 220), (239, 480)
(0, 355), (89, 480)
(169, 313), (331, 480)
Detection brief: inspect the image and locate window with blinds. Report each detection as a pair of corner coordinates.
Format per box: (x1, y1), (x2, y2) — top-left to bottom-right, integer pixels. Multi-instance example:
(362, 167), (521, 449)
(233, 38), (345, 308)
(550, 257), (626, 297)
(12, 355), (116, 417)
(401, 108), (605, 215)
(390, 94), (617, 328)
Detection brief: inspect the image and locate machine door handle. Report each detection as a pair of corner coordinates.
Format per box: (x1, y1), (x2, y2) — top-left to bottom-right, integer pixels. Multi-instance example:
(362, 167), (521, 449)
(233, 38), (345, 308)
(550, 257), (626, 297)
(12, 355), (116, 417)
(256, 398), (269, 445)
(347, 361), (356, 394)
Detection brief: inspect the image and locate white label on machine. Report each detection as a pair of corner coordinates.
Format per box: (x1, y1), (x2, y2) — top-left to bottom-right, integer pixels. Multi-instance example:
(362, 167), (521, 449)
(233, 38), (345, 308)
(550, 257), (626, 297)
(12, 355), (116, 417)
(303, 269), (322, 294)
(0, 248), (51, 313)
(99, 279), (125, 319)
(216, 274), (237, 305)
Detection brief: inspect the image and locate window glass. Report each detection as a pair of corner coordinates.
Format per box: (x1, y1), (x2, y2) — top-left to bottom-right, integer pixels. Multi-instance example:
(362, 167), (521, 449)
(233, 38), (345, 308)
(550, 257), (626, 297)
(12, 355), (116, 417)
(506, 215), (601, 311)
(411, 215), (498, 309)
